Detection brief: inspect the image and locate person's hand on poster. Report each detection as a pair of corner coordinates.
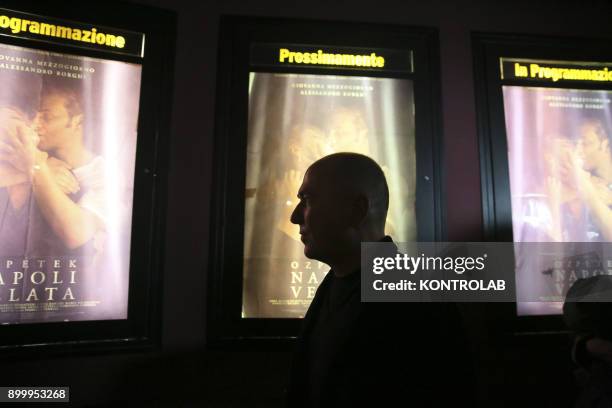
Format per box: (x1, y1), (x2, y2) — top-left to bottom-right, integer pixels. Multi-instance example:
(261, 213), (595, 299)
(559, 145), (608, 205)
(559, 145), (589, 190)
(0, 107), (35, 186)
(547, 139), (581, 192)
(561, 144), (612, 203)
(558, 138), (612, 241)
(47, 157), (80, 195)
(0, 119), (46, 178)
(0, 111), (79, 195)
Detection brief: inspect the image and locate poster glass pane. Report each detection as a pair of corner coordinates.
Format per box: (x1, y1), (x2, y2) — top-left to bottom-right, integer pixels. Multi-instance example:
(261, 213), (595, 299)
(243, 72), (416, 318)
(0, 43), (141, 323)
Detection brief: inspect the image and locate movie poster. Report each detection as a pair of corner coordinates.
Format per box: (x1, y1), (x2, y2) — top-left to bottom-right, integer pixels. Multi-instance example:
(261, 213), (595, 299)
(0, 42), (141, 323)
(503, 86), (612, 315)
(243, 72), (416, 318)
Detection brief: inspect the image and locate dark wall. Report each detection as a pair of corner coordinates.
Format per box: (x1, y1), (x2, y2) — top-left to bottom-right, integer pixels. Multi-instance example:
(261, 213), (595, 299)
(3, 0), (612, 406)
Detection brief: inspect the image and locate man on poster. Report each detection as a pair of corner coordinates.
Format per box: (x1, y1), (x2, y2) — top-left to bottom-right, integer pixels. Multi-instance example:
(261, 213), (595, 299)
(286, 153), (473, 407)
(0, 77), (106, 257)
(561, 119), (612, 241)
(0, 76), (110, 321)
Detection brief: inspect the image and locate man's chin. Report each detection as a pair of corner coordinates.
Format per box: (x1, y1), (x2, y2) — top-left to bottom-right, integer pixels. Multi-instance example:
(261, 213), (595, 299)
(303, 245), (317, 260)
(303, 246), (327, 264)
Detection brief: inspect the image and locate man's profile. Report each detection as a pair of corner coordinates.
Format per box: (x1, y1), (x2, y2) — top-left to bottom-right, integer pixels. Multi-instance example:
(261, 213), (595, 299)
(286, 152), (474, 407)
(290, 152), (388, 275)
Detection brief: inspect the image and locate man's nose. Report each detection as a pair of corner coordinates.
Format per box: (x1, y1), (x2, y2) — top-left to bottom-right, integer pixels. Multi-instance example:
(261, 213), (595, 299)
(290, 202), (302, 225)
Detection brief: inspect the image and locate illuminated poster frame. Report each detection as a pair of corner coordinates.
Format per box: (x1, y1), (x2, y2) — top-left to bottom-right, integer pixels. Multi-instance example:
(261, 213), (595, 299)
(209, 17), (444, 346)
(473, 33), (612, 334)
(0, 1), (175, 352)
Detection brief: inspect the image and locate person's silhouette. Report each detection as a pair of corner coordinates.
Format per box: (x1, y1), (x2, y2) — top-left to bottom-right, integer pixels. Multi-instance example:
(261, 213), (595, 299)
(286, 152), (474, 407)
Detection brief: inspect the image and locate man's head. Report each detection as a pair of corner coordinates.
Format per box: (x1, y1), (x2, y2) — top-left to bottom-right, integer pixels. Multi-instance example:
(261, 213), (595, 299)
(290, 153), (389, 265)
(577, 119), (610, 172)
(35, 80), (83, 152)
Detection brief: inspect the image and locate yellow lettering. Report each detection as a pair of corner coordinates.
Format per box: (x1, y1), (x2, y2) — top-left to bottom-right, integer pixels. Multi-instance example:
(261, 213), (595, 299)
(104, 33), (116, 46)
(514, 62), (528, 77)
(40, 23), (56, 36)
(9, 17), (21, 33)
(29, 21), (39, 34)
(0, 14), (126, 50)
(277, 48), (389, 69)
(279, 48), (289, 62)
(57, 26), (72, 38)
(342, 54), (355, 65)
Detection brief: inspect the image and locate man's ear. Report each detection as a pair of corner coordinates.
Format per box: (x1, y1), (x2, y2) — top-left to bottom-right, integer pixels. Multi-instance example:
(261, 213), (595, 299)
(348, 194), (369, 228)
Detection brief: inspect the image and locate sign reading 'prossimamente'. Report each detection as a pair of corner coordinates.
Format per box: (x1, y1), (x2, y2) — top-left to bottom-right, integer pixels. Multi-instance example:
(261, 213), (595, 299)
(251, 43), (414, 74)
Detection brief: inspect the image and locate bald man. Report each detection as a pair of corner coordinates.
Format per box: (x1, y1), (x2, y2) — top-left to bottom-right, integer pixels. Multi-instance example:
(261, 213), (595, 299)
(291, 153), (389, 276)
(286, 153), (474, 407)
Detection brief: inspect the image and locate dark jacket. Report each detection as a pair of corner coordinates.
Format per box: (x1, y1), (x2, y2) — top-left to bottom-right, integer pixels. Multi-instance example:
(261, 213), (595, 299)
(287, 265), (476, 407)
